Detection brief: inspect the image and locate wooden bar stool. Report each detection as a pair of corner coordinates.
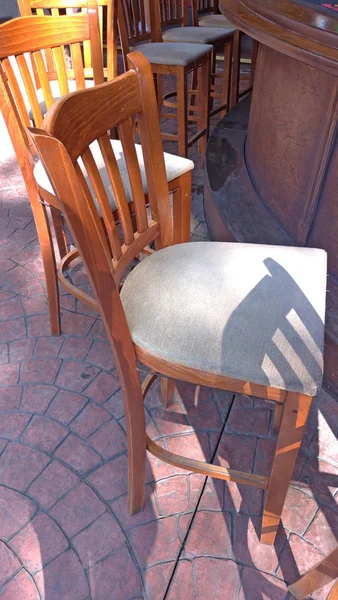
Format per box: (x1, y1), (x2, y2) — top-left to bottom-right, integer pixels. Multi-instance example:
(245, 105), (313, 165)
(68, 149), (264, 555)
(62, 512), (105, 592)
(0, 3), (193, 340)
(155, 0), (235, 118)
(194, 0), (258, 107)
(117, 0), (212, 157)
(30, 51), (327, 546)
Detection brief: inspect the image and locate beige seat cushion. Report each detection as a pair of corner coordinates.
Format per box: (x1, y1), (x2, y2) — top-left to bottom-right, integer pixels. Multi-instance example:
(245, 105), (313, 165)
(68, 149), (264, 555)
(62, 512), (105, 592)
(199, 14), (235, 28)
(162, 25), (235, 44)
(121, 242), (327, 397)
(34, 139), (194, 213)
(137, 41), (212, 66)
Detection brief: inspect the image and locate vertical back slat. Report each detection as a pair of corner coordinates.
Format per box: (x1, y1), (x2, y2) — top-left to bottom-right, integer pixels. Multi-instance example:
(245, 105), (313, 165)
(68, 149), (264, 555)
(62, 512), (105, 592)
(31, 51), (54, 109)
(16, 54), (44, 126)
(98, 4), (104, 48)
(139, 0), (146, 34)
(98, 134), (135, 244)
(70, 43), (86, 88)
(1, 58), (31, 126)
(88, 0), (105, 83)
(80, 148), (122, 260)
(51, 46), (69, 95)
(118, 118), (148, 233)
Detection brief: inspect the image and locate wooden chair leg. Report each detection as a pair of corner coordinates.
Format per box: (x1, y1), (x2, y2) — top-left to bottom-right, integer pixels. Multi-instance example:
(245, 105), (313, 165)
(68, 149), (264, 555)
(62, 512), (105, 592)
(171, 171), (192, 244)
(189, 68), (198, 111)
(154, 73), (163, 115)
(177, 68), (188, 157)
(126, 383), (147, 514)
(272, 403), (283, 435)
(230, 29), (241, 109)
(210, 49), (216, 115)
(221, 38), (232, 118)
(50, 207), (68, 259)
(288, 547), (338, 600)
(31, 197), (61, 336)
(250, 39), (259, 88)
(197, 59), (210, 158)
(261, 391), (313, 545)
(160, 377), (176, 408)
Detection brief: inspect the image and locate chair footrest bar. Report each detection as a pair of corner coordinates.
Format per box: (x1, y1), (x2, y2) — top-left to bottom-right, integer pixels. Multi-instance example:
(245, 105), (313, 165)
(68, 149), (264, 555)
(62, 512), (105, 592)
(57, 248), (99, 311)
(146, 435), (269, 488)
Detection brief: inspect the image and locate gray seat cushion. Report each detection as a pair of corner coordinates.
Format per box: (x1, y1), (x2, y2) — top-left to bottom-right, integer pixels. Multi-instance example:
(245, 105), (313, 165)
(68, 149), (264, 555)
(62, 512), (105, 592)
(34, 139), (194, 214)
(162, 25), (235, 44)
(199, 14), (235, 28)
(136, 42), (212, 66)
(121, 242), (327, 396)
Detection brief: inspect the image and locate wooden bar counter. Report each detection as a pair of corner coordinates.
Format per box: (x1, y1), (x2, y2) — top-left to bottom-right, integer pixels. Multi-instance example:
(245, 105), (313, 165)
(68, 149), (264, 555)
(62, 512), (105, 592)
(204, 0), (338, 395)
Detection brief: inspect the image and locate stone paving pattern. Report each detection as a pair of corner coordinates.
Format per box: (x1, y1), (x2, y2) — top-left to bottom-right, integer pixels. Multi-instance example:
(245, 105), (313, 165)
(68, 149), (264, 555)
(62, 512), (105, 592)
(0, 79), (338, 599)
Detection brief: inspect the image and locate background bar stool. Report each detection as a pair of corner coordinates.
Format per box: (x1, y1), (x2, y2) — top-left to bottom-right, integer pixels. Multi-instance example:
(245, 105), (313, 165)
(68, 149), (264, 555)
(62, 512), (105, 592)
(194, 0), (258, 107)
(155, 0), (235, 118)
(117, 0), (212, 157)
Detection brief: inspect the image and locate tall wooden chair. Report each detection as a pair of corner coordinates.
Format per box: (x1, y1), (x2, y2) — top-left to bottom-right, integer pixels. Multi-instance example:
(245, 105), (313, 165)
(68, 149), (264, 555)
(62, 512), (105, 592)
(155, 0), (235, 118)
(117, 0), (212, 157)
(0, 5), (193, 336)
(193, 0), (258, 108)
(30, 51), (327, 546)
(17, 0), (117, 81)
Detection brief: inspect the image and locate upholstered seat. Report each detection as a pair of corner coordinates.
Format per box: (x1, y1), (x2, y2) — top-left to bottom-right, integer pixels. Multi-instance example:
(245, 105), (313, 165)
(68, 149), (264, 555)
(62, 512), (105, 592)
(162, 25), (235, 44)
(121, 242), (327, 396)
(136, 41), (212, 66)
(198, 13), (235, 28)
(34, 139), (194, 213)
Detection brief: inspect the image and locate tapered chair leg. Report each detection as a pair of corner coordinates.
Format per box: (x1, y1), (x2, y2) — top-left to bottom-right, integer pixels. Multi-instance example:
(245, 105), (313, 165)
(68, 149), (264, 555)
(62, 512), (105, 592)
(221, 38), (232, 118)
(177, 68), (188, 157)
(261, 391), (313, 545)
(126, 384), (147, 514)
(230, 29), (241, 109)
(272, 403), (283, 435)
(171, 171), (192, 244)
(197, 59), (210, 158)
(31, 195), (61, 336)
(160, 377), (176, 408)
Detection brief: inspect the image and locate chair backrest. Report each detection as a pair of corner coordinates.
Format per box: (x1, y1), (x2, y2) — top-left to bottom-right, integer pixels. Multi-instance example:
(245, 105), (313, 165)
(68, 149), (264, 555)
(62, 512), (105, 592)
(117, 0), (153, 67)
(30, 52), (172, 283)
(196, 0), (218, 16)
(18, 0), (117, 79)
(0, 4), (104, 129)
(158, 0), (188, 29)
(29, 52), (172, 381)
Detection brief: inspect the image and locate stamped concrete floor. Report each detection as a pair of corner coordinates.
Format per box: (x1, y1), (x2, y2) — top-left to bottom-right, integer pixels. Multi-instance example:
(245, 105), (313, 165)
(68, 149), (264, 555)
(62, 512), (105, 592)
(0, 110), (338, 600)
